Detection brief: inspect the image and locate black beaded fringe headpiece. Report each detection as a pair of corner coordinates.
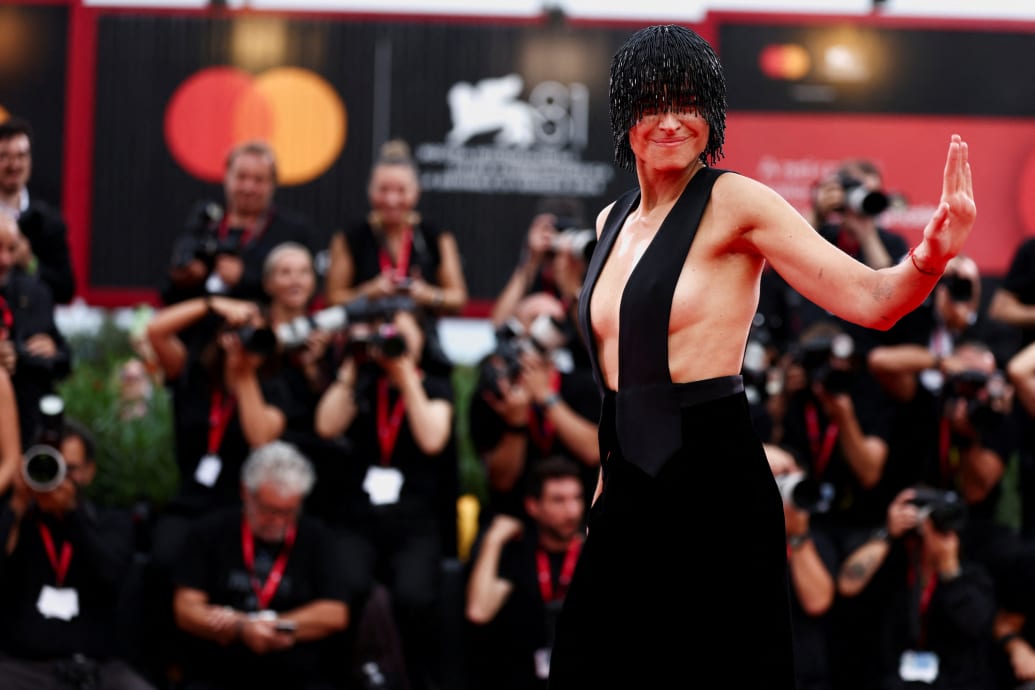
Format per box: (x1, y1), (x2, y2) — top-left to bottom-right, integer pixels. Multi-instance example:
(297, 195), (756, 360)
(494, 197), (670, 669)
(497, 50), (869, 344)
(609, 24), (728, 170)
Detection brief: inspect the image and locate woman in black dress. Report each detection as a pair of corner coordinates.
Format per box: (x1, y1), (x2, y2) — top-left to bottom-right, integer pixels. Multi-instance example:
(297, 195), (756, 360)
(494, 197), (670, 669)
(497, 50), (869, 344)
(547, 24), (975, 689)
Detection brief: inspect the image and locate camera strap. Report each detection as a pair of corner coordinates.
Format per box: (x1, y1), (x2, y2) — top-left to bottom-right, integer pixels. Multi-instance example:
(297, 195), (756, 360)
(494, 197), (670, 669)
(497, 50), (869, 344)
(805, 403), (838, 478)
(937, 418), (957, 483)
(241, 519), (296, 611)
(208, 388), (237, 456)
(378, 227), (413, 281)
(377, 377), (408, 466)
(38, 524), (73, 587)
(536, 539), (581, 603)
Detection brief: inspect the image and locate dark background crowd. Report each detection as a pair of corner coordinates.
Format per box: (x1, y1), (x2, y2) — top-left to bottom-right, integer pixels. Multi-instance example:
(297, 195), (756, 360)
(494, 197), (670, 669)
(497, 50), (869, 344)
(2, 93), (1035, 690)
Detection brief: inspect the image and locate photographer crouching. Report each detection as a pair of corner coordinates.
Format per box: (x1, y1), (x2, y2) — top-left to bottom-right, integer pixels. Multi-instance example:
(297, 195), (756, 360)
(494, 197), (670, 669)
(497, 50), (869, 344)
(0, 397), (154, 689)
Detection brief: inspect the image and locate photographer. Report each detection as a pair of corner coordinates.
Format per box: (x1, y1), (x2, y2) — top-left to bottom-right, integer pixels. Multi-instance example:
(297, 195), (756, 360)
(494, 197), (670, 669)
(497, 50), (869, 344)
(763, 159), (909, 354)
(489, 199), (594, 372)
(765, 443), (838, 690)
(0, 213), (72, 447)
(313, 302), (456, 690)
(160, 140), (319, 306)
(0, 412), (154, 689)
(779, 321), (895, 547)
(469, 292), (600, 522)
(464, 456), (585, 690)
(171, 441), (352, 690)
(836, 486), (997, 690)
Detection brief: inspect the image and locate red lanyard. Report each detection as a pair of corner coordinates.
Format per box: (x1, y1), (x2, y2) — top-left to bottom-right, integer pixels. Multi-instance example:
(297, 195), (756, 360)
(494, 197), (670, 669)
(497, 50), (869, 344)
(241, 518), (296, 611)
(377, 378), (407, 466)
(528, 371), (561, 453)
(907, 555), (940, 648)
(938, 417), (959, 482)
(805, 403), (838, 478)
(208, 388), (237, 455)
(536, 539), (582, 603)
(378, 227), (413, 281)
(38, 524), (73, 587)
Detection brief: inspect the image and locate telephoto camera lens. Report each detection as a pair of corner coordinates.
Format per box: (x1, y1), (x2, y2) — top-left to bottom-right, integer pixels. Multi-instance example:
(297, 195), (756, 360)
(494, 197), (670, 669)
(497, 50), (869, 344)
(22, 394), (67, 493)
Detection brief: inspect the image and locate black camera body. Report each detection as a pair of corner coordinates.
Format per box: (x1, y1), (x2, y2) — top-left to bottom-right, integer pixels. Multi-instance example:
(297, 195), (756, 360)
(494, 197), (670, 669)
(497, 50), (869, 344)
(346, 323), (407, 360)
(908, 486), (967, 533)
(276, 295), (416, 350)
(476, 315), (569, 398)
(797, 332), (857, 395)
(172, 201), (238, 271)
(837, 174), (890, 217)
(23, 395), (67, 493)
(943, 369), (1009, 433)
(941, 273), (975, 302)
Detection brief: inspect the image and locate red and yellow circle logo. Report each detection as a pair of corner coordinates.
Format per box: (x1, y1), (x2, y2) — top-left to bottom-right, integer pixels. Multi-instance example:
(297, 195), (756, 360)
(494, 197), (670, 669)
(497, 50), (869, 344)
(164, 66), (346, 185)
(759, 43), (811, 81)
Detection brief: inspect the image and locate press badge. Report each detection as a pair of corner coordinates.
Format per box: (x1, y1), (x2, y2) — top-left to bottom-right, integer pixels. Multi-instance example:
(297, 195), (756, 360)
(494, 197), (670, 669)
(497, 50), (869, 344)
(899, 650), (939, 683)
(37, 585), (79, 621)
(363, 466), (404, 505)
(194, 454), (222, 487)
(534, 648), (551, 679)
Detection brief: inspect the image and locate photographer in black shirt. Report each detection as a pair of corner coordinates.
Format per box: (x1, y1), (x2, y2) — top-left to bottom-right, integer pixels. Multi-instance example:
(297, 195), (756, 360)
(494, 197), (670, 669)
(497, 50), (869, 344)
(0, 407), (153, 689)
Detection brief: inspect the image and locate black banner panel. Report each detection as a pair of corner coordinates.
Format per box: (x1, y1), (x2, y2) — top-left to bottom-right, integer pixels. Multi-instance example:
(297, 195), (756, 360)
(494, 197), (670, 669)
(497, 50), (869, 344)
(91, 14), (639, 301)
(0, 4), (68, 208)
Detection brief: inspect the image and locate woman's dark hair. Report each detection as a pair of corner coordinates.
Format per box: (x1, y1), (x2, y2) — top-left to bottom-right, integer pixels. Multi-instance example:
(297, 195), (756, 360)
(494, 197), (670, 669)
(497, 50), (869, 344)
(609, 24), (727, 170)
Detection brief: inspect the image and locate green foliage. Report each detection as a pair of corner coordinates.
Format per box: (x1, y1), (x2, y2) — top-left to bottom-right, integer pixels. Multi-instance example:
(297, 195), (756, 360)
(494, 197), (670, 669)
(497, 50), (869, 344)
(452, 363), (487, 505)
(57, 314), (179, 509)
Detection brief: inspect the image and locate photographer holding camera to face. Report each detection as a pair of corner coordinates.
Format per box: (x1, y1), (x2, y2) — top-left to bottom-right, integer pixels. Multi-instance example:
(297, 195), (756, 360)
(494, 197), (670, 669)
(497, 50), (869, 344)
(313, 300), (456, 690)
(0, 399), (155, 690)
(160, 140), (320, 307)
(836, 485), (997, 690)
(469, 292), (600, 523)
(489, 198), (595, 373)
(762, 159), (912, 356)
(765, 442), (839, 690)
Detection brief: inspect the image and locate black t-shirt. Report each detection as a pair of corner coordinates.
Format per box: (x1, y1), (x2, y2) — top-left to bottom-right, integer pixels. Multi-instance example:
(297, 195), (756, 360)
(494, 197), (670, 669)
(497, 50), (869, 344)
(0, 502), (134, 661)
(172, 507), (352, 689)
(167, 315), (316, 517)
(469, 364), (600, 521)
(466, 532), (577, 690)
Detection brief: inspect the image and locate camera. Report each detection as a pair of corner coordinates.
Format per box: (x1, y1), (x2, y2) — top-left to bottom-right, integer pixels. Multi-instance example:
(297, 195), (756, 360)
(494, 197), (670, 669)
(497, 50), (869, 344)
(22, 395), (67, 493)
(276, 295), (416, 349)
(941, 273), (975, 302)
(476, 315), (569, 397)
(908, 486), (967, 533)
(796, 332), (856, 395)
(943, 369), (1009, 433)
(838, 175), (890, 217)
(171, 201), (243, 271)
(550, 228), (597, 263)
(345, 323), (407, 360)
(774, 471), (834, 513)
(232, 324), (278, 357)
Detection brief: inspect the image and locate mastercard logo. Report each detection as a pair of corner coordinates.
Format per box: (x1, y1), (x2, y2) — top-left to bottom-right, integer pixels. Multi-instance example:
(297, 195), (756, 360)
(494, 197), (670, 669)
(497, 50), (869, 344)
(759, 43), (811, 81)
(164, 66), (346, 186)
(0, 107), (8, 122)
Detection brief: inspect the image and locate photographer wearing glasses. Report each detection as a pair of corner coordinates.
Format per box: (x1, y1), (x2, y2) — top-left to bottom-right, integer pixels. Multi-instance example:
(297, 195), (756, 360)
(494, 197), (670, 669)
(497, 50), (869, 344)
(0, 405), (153, 690)
(172, 441), (352, 690)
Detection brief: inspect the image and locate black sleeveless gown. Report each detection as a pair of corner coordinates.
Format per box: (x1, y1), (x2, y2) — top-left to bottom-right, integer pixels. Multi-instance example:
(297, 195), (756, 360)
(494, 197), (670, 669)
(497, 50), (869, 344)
(548, 168), (798, 688)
